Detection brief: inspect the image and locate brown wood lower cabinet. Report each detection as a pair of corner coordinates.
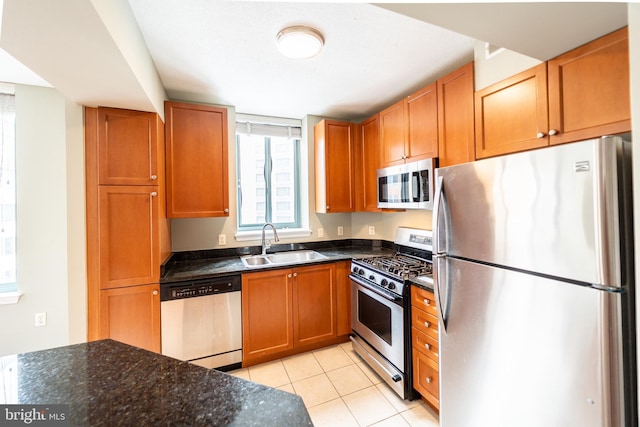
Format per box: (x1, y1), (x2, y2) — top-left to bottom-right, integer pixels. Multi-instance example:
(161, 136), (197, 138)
(242, 262), (350, 366)
(411, 285), (439, 411)
(242, 269), (294, 361)
(99, 283), (161, 352)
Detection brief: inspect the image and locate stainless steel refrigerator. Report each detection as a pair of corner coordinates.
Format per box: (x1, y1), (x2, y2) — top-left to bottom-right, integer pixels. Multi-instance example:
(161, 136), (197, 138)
(433, 135), (636, 427)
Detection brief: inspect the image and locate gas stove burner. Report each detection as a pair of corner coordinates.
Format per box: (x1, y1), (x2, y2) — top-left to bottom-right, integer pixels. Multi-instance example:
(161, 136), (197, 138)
(359, 254), (432, 280)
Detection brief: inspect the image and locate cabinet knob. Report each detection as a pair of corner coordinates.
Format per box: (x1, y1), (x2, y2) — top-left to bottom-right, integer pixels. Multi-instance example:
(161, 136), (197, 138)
(549, 129), (558, 136)
(424, 321), (431, 328)
(425, 343), (431, 350)
(326, 206), (330, 210)
(151, 175), (157, 180)
(293, 272), (298, 277)
(224, 208), (229, 213)
(152, 290), (158, 296)
(536, 132), (546, 139)
(151, 192), (158, 197)
(426, 376), (433, 384)
(423, 298), (430, 306)
(288, 273), (292, 278)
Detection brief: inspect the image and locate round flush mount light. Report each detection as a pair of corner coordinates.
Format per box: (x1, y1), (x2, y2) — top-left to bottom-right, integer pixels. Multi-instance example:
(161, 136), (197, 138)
(276, 26), (324, 59)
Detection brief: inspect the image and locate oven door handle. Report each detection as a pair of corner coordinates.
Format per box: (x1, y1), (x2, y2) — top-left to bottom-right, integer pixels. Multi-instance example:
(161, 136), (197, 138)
(349, 275), (402, 303)
(350, 335), (402, 382)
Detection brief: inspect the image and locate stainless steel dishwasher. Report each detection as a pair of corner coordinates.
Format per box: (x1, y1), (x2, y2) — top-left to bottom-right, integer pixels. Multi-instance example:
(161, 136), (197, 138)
(160, 275), (242, 371)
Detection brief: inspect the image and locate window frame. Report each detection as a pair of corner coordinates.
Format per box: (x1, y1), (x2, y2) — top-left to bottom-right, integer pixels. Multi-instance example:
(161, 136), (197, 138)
(235, 133), (302, 231)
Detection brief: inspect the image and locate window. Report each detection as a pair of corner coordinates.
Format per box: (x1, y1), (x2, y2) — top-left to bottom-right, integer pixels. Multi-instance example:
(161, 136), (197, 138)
(236, 116), (302, 230)
(0, 93), (16, 294)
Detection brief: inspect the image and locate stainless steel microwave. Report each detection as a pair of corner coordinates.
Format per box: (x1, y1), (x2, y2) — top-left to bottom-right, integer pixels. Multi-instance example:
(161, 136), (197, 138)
(377, 158), (437, 210)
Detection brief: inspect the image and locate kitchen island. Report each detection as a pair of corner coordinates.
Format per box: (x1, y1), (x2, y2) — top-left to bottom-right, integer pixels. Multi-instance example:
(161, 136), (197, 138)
(0, 339), (312, 426)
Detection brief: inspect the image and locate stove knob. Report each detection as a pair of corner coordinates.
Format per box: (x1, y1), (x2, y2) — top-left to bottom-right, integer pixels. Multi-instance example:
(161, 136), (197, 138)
(388, 283), (396, 290)
(380, 279), (388, 288)
(369, 275), (375, 281)
(358, 268), (365, 276)
(352, 266), (358, 274)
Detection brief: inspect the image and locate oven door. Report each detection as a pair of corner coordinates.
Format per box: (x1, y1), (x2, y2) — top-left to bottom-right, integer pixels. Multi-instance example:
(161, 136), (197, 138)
(350, 275), (405, 371)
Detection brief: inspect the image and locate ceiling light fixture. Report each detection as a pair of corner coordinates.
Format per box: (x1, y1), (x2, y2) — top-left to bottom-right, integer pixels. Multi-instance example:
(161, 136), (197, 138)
(276, 26), (324, 59)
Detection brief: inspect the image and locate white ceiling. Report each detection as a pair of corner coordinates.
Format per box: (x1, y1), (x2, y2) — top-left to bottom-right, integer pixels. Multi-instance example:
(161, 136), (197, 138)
(126, 0), (475, 121)
(0, 1), (629, 122)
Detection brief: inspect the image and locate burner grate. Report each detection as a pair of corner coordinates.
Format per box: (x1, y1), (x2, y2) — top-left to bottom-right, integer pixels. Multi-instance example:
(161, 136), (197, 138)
(360, 254), (432, 279)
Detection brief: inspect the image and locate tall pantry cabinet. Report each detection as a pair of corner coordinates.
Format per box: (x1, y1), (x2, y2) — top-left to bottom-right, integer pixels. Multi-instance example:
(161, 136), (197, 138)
(85, 107), (170, 352)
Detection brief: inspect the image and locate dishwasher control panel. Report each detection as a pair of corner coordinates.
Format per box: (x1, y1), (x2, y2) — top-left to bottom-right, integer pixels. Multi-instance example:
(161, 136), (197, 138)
(161, 275), (241, 301)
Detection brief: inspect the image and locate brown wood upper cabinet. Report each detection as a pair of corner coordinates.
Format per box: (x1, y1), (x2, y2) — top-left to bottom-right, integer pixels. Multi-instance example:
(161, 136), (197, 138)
(475, 27), (630, 159)
(437, 62), (475, 167)
(97, 108), (162, 186)
(165, 100), (229, 218)
(547, 27), (630, 145)
(475, 63), (549, 159)
(315, 119), (356, 213)
(354, 114), (382, 212)
(380, 83), (438, 168)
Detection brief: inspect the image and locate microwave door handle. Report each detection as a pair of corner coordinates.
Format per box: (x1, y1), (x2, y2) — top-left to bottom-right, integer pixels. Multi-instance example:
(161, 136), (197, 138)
(411, 171), (420, 202)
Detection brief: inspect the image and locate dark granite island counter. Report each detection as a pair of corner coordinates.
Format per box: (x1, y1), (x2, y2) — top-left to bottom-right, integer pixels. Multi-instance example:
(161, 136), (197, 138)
(0, 339), (312, 426)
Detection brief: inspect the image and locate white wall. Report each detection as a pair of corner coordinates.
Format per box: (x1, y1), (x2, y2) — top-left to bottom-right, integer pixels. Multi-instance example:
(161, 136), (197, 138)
(473, 40), (542, 91)
(0, 85), (86, 356)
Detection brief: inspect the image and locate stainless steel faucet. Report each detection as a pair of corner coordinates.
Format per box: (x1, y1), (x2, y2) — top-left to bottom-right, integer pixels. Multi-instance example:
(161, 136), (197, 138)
(261, 222), (280, 255)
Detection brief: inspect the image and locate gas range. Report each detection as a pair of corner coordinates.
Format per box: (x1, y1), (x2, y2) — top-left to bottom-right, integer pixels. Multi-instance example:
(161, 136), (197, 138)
(349, 227), (433, 401)
(351, 227), (433, 298)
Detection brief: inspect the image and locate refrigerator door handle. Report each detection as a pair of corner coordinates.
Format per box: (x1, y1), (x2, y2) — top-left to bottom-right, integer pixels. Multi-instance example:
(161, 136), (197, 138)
(433, 253), (449, 332)
(432, 176), (449, 254)
(433, 175), (450, 332)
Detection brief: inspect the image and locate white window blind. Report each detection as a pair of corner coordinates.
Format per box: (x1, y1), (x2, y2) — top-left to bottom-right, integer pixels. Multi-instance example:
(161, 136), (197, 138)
(235, 113), (302, 139)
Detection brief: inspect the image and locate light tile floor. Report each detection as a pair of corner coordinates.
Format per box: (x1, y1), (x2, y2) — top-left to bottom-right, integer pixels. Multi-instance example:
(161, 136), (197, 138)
(228, 342), (439, 426)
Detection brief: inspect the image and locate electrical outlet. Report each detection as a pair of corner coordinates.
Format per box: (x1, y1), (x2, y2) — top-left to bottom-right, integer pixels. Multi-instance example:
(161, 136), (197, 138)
(368, 226), (375, 235)
(35, 312), (47, 327)
(218, 234), (226, 245)
(337, 226), (344, 236)
(317, 228), (324, 238)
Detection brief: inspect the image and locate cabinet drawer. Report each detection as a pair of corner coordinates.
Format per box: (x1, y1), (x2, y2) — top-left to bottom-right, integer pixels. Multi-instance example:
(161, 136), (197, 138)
(411, 286), (437, 316)
(413, 349), (439, 408)
(412, 307), (438, 339)
(412, 326), (438, 362)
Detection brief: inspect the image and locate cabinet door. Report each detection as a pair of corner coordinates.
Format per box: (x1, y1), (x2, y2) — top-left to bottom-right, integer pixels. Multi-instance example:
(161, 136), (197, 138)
(548, 27), (630, 145)
(99, 283), (160, 352)
(355, 114), (381, 212)
(165, 101), (229, 218)
(475, 63), (549, 159)
(413, 349), (439, 410)
(314, 120), (355, 213)
(98, 186), (159, 289)
(437, 62), (475, 167)
(242, 270), (294, 361)
(379, 100), (407, 167)
(293, 264), (337, 347)
(335, 261), (352, 336)
(97, 108), (161, 186)
(406, 82), (438, 161)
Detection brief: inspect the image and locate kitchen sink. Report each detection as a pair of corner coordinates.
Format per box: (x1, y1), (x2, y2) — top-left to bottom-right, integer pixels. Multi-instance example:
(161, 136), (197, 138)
(241, 250), (328, 268)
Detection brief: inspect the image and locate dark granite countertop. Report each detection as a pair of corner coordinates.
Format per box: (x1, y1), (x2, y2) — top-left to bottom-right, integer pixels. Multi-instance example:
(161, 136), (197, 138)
(0, 339), (312, 426)
(161, 238), (395, 283)
(409, 276), (434, 292)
